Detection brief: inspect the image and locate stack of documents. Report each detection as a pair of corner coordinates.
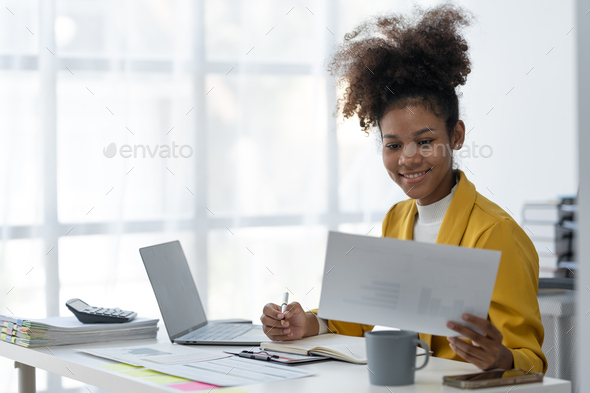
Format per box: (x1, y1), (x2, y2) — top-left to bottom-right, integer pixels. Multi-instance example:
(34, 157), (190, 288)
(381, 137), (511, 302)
(0, 315), (158, 348)
(521, 201), (577, 277)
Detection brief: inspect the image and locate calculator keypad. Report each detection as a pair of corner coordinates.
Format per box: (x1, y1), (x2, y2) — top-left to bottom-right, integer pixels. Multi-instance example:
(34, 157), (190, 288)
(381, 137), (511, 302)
(86, 307), (134, 317)
(66, 298), (137, 323)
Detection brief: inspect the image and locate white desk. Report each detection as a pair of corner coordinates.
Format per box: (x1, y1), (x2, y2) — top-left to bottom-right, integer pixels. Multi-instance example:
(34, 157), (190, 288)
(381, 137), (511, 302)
(0, 330), (571, 393)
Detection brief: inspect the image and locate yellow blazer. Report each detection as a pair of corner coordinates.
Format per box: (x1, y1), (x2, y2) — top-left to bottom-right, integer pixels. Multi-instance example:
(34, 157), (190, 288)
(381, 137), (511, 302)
(312, 170), (547, 374)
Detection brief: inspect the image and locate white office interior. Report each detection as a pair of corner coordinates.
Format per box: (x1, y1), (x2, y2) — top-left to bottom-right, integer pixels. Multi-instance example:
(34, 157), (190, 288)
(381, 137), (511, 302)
(0, 0), (589, 392)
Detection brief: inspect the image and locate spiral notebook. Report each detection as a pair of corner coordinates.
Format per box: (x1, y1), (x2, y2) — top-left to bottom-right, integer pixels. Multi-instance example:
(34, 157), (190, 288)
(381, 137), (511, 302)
(260, 334), (369, 364)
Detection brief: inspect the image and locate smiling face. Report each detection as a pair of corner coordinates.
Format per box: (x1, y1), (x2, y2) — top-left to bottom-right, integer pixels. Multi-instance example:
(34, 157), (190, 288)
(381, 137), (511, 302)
(381, 104), (465, 205)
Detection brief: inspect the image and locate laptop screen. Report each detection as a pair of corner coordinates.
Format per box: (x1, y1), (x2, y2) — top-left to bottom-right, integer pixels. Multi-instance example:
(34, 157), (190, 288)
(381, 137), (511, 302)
(140, 241), (207, 340)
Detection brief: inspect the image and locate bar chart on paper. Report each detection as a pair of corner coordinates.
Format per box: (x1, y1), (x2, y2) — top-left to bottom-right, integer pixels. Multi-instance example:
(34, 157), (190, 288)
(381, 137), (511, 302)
(416, 288), (465, 319)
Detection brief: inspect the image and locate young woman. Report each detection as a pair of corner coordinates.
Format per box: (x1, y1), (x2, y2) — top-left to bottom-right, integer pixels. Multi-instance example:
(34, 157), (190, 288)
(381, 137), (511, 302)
(260, 5), (547, 374)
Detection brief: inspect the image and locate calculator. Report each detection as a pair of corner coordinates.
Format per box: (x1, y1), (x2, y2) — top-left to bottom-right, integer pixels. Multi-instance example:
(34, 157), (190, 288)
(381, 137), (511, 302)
(66, 298), (137, 323)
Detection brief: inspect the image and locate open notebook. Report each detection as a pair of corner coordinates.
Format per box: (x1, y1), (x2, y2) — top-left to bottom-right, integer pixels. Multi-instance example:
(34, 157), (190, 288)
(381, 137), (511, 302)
(261, 334), (426, 364)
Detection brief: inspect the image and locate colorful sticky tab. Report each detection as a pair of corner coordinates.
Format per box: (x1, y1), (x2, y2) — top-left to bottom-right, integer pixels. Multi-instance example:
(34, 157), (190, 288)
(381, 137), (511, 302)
(146, 375), (192, 384)
(101, 363), (144, 371)
(170, 381), (219, 391)
(2, 334), (15, 343)
(122, 369), (165, 377)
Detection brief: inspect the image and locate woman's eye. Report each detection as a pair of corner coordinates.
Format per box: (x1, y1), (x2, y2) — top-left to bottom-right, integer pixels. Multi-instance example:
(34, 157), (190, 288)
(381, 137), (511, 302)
(418, 140), (433, 145)
(386, 144), (401, 150)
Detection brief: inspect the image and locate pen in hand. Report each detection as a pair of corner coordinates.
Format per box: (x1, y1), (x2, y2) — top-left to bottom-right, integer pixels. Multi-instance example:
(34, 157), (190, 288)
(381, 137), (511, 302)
(281, 292), (289, 325)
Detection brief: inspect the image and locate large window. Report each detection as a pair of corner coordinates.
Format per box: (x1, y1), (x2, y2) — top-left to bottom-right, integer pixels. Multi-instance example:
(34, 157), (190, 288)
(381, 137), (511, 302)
(0, 1), (400, 391)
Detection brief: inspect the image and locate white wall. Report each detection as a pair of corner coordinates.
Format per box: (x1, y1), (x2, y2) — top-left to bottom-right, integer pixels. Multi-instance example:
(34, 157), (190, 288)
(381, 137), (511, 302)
(453, 0), (578, 213)
(455, 0), (579, 279)
(576, 0), (589, 390)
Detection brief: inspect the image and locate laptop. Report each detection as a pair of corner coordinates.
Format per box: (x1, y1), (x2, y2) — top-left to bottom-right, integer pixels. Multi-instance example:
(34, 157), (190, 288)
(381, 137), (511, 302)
(139, 240), (268, 345)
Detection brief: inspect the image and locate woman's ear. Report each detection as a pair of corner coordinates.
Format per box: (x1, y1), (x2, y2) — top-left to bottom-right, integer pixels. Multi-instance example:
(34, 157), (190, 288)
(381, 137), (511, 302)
(452, 120), (466, 150)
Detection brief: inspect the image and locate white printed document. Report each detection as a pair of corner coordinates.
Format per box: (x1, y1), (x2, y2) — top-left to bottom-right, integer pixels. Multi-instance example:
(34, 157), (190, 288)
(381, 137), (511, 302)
(318, 231), (501, 337)
(146, 357), (314, 386)
(82, 344), (314, 386)
(81, 344), (229, 366)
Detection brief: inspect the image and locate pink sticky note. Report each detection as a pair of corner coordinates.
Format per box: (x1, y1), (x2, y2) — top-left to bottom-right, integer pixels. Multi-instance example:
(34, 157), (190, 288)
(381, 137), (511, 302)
(170, 381), (220, 391)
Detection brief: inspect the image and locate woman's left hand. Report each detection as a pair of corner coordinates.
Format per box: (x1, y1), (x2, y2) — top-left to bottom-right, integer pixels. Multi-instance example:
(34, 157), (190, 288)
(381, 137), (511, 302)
(447, 313), (514, 370)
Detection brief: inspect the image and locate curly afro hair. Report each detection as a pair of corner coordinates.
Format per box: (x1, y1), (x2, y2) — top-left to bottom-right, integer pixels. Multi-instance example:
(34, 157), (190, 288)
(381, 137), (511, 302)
(328, 4), (474, 138)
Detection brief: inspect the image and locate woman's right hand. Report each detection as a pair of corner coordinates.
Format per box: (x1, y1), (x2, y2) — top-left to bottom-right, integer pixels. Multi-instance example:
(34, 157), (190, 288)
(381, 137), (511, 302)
(260, 301), (319, 341)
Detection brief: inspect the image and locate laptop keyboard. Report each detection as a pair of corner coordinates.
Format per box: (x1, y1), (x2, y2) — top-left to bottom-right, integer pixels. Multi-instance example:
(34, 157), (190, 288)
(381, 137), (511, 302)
(183, 324), (253, 342)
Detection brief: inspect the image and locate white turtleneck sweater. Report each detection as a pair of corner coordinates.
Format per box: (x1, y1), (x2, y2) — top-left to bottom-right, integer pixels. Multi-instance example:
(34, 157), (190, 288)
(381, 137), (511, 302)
(413, 182), (458, 243)
(314, 181), (459, 335)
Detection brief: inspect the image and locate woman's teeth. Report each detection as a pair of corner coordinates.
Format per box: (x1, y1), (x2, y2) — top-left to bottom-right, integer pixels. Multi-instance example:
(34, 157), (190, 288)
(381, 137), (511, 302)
(404, 171), (426, 179)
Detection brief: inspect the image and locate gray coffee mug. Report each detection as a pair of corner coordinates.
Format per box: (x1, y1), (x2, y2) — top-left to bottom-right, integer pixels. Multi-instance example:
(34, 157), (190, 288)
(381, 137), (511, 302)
(365, 330), (430, 386)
